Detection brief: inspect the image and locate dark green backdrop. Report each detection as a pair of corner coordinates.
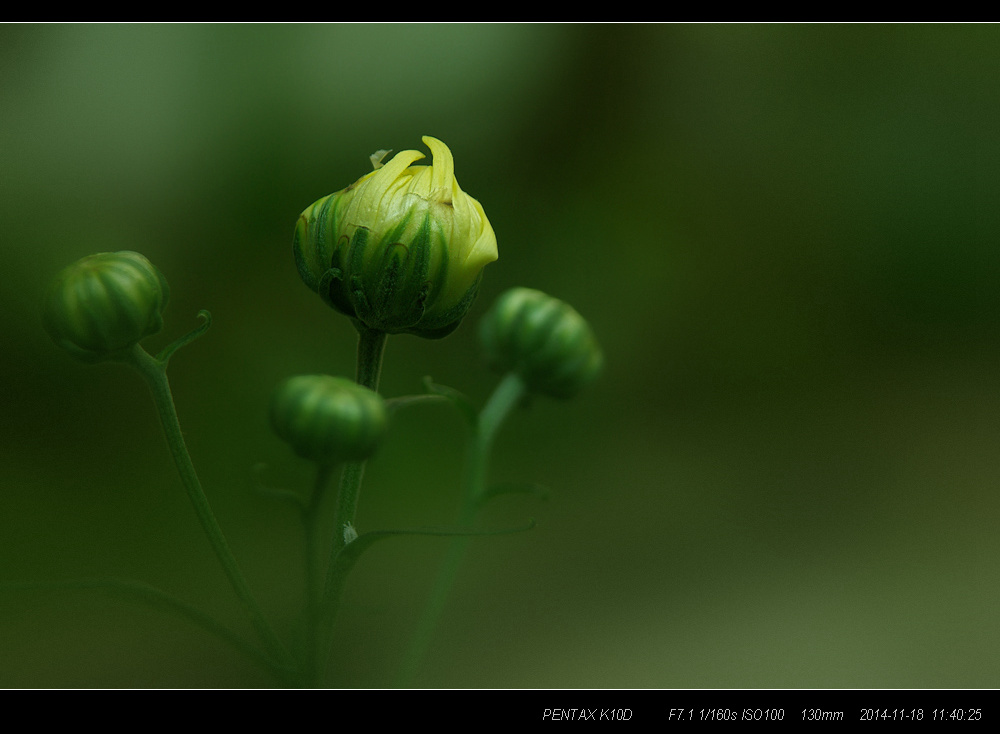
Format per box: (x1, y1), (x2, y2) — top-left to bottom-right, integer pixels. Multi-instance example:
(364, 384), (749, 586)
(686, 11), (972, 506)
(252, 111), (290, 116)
(2, 23), (999, 688)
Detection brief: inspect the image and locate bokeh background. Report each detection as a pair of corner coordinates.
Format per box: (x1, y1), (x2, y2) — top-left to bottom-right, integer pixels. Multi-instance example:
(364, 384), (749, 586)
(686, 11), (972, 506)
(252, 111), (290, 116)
(2, 23), (1000, 688)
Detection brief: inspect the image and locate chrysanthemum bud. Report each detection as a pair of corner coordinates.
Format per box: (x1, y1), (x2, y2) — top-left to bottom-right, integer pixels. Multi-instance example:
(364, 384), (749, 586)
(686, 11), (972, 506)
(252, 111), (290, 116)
(43, 251), (170, 362)
(293, 136), (498, 339)
(479, 288), (603, 399)
(270, 375), (388, 465)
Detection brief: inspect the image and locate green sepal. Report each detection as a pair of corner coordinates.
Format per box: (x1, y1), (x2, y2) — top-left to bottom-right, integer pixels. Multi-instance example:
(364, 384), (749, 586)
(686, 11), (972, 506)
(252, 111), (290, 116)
(318, 227), (365, 320)
(318, 267), (348, 316)
(405, 272), (482, 339)
(370, 242), (427, 331)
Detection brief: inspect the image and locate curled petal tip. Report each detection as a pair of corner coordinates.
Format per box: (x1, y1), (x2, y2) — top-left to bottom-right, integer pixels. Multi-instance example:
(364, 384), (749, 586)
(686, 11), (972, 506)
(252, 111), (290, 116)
(370, 149), (392, 170)
(423, 136), (455, 191)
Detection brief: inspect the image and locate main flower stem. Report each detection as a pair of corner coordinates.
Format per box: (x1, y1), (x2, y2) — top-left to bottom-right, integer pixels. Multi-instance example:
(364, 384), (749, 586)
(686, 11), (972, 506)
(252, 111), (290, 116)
(126, 343), (292, 679)
(395, 371), (526, 687)
(329, 325), (387, 557)
(313, 324), (388, 683)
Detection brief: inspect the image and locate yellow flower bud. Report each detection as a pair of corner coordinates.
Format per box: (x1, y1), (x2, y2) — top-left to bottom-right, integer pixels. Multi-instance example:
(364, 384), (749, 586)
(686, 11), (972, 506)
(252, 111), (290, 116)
(294, 136), (498, 338)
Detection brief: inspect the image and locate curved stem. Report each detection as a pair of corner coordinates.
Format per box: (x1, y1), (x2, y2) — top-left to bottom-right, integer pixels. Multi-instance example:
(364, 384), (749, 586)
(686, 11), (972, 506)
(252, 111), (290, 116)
(125, 344), (293, 674)
(477, 372), (528, 470)
(3, 578), (283, 678)
(394, 371), (526, 687)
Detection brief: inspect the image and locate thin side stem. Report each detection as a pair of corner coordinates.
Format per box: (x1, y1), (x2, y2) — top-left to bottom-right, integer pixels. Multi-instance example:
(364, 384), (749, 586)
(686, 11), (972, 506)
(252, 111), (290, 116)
(394, 371), (527, 687)
(126, 344), (293, 676)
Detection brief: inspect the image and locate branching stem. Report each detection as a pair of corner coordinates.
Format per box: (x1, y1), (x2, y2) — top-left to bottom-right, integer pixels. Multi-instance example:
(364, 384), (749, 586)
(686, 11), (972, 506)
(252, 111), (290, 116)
(126, 343), (293, 678)
(395, 371), (527, 686)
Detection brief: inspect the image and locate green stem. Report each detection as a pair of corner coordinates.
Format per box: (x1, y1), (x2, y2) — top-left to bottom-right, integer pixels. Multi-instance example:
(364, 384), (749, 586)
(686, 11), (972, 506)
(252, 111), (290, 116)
(329, 326), (387, 557)
(303, 462), (337, 616)
(301, 461), (337, 685)
(477, 372), (528, 465)
(125, 343), (293, 676)
(312, 324), (388, 684)
(4, 577), (279, 675)
(394, 371), (526, 687)
(354, 323), (388, 392)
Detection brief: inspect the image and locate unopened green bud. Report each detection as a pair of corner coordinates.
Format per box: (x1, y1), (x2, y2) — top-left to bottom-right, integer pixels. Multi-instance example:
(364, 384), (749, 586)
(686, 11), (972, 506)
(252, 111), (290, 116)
(270, 375), (388, 465)
(479, 288), (603, 399)
(293, 136), (498, 339)
(43, 251), (170, 362)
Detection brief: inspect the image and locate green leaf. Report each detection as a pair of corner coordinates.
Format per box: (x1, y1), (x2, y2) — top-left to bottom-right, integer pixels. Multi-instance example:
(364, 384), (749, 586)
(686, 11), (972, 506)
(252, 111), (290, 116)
(333, 519), (537, 571)
(422, 376), (478, 428)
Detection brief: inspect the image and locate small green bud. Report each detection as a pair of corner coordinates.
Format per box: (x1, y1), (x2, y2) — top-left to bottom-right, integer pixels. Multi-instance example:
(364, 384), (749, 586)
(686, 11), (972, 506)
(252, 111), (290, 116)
(270, 375), (388, 465)
(43, 251), (170, 362)
(479, 288), (603, 399)
(293, 136), (498, 339)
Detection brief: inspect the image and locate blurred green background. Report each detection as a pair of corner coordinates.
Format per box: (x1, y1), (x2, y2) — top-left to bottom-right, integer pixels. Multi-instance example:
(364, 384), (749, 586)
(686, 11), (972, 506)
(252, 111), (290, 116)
(3, 23), (1000, 688)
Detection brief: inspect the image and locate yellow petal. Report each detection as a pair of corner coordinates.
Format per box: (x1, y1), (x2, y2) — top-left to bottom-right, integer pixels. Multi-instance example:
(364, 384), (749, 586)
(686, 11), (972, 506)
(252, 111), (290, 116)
(353, 148), (425, 220)
(423, 136), (455, 199)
